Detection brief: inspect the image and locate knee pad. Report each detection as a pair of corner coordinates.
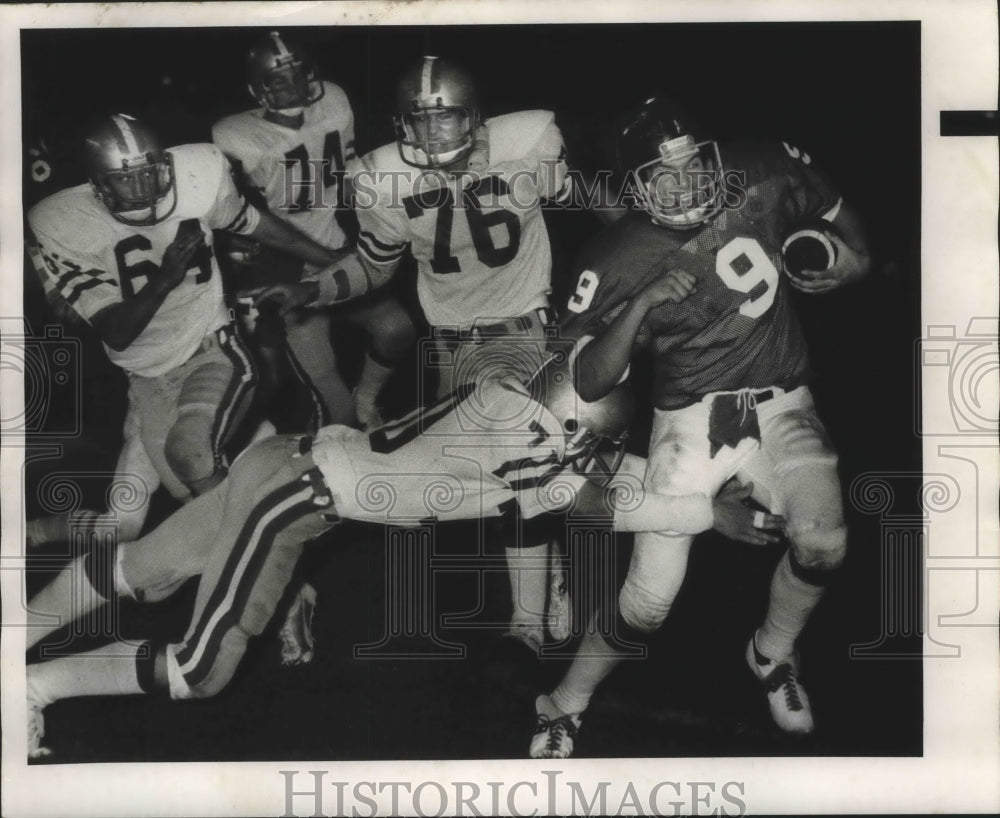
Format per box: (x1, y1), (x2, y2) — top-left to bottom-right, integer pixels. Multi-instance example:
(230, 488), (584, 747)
(788, 523), (847, 577)
(164, 410), (218, 485)
(615, 579), (673, 636)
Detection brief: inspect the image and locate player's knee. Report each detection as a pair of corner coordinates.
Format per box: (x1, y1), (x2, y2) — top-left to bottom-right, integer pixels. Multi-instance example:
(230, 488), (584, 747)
(369, 312), (415, 359)
(164, 414), (216, 487)
(617, 581), (672, 635)
(789, 520), (847, 572)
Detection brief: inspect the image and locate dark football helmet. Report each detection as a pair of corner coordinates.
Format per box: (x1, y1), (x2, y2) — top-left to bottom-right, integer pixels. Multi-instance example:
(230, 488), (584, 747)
(617, 96), (724, 229)
(526, 343), (634, 486)
(83, 113), (176, 226)
(394, 56), (480, 168)
(246, 31), (324, 114)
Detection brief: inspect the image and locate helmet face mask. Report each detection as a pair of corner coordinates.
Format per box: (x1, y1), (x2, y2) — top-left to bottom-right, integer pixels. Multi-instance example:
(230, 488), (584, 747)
(526, 344), (635, 487)
(247, 32), (324, 114)
(619, 98), (724, 229)
(394, 56), (479, 169)
(84, 114), (176, 226)
(564, 427), (628, 488)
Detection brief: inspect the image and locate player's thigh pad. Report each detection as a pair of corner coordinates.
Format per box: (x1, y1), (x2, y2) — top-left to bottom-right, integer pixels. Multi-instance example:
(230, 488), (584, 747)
(127, 376), (191, 500)
(646, 402), (756, 495)
(111, 419), (162, 541)
(165, 334), (257, 485)
(166, 435), (335, 699)
(758, 387), (846, 568)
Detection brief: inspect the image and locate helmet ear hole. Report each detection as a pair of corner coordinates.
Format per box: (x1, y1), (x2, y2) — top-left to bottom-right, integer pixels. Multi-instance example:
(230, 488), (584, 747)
(564, 418), (579, 434)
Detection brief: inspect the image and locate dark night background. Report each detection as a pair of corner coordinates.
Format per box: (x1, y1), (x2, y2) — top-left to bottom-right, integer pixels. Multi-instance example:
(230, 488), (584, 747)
(20, 22), (922, 762)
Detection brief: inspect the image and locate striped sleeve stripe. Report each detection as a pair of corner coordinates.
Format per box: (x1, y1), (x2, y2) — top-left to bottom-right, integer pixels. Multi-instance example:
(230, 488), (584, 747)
(359, 230), (405, 258)
(494, 452), (560, 480)
(222, 200), (260, 234)
(63, 275), (112, 305)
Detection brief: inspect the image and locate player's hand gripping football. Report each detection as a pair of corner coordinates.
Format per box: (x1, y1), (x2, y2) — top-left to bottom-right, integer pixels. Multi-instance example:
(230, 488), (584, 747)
(157, 219), (206, 293)
(712, 479), (786, 546)
(784, 226), (870, 294)
(637, 269), (698, 311)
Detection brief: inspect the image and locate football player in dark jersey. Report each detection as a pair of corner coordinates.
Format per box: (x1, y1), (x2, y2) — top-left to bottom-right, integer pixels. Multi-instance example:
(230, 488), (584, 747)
(530, 97), (871, 758)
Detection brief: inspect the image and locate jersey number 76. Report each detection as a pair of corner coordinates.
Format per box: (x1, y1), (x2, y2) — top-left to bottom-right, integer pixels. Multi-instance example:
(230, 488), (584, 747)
(402, 176), (522, 274)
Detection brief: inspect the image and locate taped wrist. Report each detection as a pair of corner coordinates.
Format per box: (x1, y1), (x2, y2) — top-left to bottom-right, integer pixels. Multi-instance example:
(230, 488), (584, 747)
(305, 251), (374, 306)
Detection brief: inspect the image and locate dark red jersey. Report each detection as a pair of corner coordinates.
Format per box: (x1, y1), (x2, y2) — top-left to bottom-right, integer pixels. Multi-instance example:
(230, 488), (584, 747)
(562, 140), (842, 409)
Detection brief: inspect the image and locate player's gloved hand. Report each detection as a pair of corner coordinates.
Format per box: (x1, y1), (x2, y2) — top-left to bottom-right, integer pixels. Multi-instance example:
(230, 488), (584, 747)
(157, 220), (205, 293)
(711, 480), (786, 546)
(785, 230), (868, 294)
(250, 281), (319, 317)
(637, 269), (697, 310)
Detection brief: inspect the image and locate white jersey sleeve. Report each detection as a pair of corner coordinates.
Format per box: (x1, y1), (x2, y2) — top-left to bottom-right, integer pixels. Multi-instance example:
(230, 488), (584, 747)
(353, 146), (410, 269)
(28, 188), (122, 323)
(189, 143), (260, 235)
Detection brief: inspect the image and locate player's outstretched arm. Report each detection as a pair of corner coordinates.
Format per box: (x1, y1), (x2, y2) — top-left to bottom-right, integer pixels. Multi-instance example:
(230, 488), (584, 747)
(575, 269), (696, 401)
(248, 208), (342, 270)
(252, 248), (397, 315)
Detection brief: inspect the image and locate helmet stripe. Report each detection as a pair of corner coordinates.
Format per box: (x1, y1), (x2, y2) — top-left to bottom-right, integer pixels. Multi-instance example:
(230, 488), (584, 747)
(421, 56), (437, 98)
(111, 114), (141, 156)
(270, 31), (289, 58)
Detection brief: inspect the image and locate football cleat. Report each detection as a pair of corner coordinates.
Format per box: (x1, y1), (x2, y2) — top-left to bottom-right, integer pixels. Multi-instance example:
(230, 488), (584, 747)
(27, 670), (53, 761)
(279, 582), (317, 666)
(746, 633), (814, 734)
(546, 560), (573, 643)
(530, 695), (583, 759)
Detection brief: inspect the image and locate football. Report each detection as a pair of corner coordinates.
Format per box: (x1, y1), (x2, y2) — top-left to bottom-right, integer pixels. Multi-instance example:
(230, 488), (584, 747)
(781, 221), (838, 278)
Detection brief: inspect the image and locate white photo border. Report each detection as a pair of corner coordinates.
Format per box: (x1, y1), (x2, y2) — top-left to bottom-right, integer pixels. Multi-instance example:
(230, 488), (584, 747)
(2, 2), (997, 816)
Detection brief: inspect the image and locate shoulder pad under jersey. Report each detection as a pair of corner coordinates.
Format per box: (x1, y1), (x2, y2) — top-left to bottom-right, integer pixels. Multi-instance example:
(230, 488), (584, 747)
(485, 110), (560, 164)
(169, 143), (229, 217)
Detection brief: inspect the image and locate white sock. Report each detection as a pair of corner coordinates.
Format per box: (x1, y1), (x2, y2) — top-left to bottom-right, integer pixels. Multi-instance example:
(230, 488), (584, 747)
(756, 550), (825, 661)
(28, 641), (145, 707)
(549, 612), (624, 715)
(27, 556), (109, 650)
(354, 355), (394, 426)
(506, 542), (550, 646)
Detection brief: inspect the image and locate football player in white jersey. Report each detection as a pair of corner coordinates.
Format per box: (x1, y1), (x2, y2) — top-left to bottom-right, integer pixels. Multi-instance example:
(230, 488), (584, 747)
(26, 113), (343, 547)
(212, 31), (415, 430)
(256, 55), (578, 664)
(24, 344), (778, 759)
